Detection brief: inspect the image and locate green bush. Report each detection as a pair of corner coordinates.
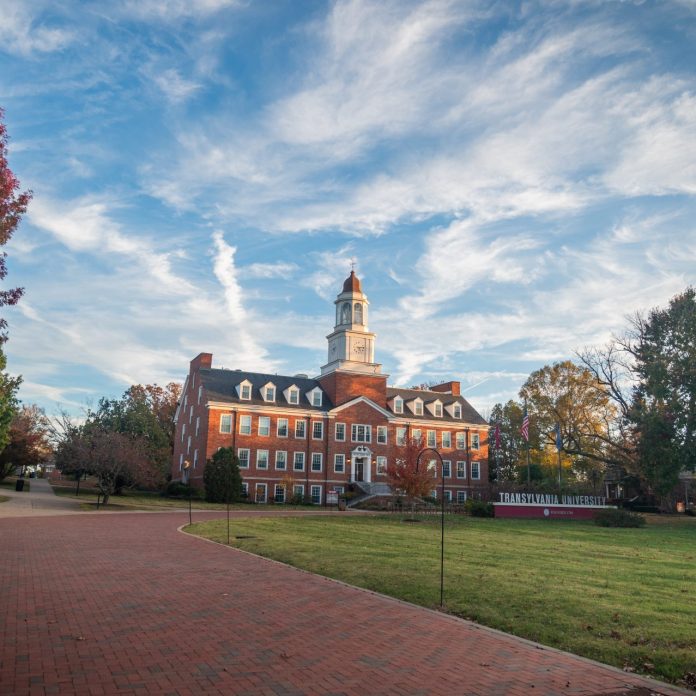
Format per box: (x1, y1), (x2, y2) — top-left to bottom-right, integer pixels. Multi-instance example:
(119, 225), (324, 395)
(203, 448), (243, 503)
(465, 499), (495, 517)
(164, 481), (191, 498)
(594, 508), (646, 528)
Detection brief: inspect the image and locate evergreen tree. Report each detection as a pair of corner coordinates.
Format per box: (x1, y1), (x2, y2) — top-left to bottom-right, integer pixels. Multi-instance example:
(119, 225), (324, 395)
(204, 447), (243, 503)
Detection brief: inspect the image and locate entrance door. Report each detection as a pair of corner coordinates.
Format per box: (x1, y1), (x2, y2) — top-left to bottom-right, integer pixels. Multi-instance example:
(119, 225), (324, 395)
(356, 458), (364, 482)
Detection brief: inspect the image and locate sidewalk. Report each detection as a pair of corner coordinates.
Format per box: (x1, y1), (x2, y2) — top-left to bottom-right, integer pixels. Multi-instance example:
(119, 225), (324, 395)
(0, 476), (83, 517)
(1, 510), (690, 696)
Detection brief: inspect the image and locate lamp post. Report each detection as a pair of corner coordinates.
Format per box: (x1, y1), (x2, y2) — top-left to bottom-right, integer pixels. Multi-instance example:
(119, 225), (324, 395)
(416, 447), (446, 608)
(183, 460), (192, 526)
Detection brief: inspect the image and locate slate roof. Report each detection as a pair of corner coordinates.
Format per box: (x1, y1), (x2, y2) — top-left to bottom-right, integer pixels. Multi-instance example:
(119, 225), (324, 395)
(386, 387), (488, 426)
(200, 369), (333, 411)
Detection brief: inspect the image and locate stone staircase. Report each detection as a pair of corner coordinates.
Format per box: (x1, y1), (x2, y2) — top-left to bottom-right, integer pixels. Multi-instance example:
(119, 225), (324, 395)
(347, 481), (394, 508)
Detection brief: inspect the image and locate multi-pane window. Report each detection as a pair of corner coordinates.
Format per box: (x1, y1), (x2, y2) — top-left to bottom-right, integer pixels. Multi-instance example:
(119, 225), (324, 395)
(312, 421), (323, 440)
(257, 450), (269, 469)
(457, 490), (467, 503)
(414, 401), (423, 416)
(310, 485), (322, 505)
(240, 383), (251, 400)
(471, 461), (480, 480)
(293, 452), (305, 471)
(428, 459), (437, 477)
(239, 415), (251, 435)
(258, 416), (270, 436)
(255, 483), (267, 503)
(311, 453), (322, 472)
(181, 424), (186, 442)
(238, 448), (250, 469)
(219, 414), (232, 434)
(443, 460), (451, 478)
(189, 405), (193, 423)
(444, 490), (452, 502)
(376, 456), (387, 474)
(335, 423), (346, 441)
(456, 432), (465, 450)
(187, 435), (191, 454)
(312, 391), (322, 407)
(453, 404), (462, 418)
(293, 484), (304, 499)
(471, 433), (480, 450)
(288, 388), (299, 404)
(334, 453), (345, 473)
(295, 420), (306, 438)
(456, 461), (467, 479)
(193, 449), (198, 468)
(434, 403), (443, 417)
(396, 427), (407, 446)
(195, 416), (200, 436)
(427, 430), (436, 448)
(198, 385), (203, 404)
(394, 397), (403, 414)
(265, 386), (275, 402)
(351, 424), (371, 443)
(442, 431), (452, 448)
(277, 418), (288, 437)
(412, 429), (422, 444)
(377, 426), (387, 444)
(275, 451), (287, 470)
(274, 484), (285, 503)
(241, 482), (249, 497)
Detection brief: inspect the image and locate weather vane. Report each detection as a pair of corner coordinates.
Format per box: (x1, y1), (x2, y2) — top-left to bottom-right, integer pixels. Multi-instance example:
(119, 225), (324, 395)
(350, 258), (356, 272)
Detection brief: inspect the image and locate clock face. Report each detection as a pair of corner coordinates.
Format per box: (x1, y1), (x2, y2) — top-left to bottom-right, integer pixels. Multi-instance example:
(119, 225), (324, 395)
(352, 339), (366, 356)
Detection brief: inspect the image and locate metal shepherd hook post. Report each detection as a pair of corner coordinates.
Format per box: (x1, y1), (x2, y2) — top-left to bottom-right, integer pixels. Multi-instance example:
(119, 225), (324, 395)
(416, 447), (446, 608)
(182, 460), (192, 526)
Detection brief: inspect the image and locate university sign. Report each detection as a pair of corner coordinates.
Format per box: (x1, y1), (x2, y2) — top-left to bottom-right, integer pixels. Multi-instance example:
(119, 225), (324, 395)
(494, 492), (612, 520)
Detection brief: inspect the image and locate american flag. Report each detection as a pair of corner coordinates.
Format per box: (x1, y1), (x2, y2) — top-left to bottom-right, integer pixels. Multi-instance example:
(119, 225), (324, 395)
(520, 409), (529, 441)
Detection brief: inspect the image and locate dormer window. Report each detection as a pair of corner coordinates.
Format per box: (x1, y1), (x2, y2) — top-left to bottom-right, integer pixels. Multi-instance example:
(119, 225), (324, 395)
(434, 403), (443, 417)
(237, 380), (253, 400)
(262, 382), (276, 402)
(307, 387), (323, 407)
(410, 398), (424, 416)
(393, 396), (403, 414)
(284, 385), (300, 405)
(453, 404), (462, 418)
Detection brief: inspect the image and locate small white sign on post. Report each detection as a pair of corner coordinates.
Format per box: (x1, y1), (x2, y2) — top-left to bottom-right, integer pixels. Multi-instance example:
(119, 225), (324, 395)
(326, 490), (339, 505)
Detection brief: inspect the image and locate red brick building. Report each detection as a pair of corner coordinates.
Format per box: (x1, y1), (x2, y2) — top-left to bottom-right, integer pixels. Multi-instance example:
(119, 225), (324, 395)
(172, 272), (489, 504)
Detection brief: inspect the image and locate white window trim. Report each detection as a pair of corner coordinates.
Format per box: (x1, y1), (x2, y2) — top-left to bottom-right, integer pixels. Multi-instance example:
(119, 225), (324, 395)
(258, 416), (271, 436)
(456, 432), (466, 450)
(256, 449), (269, 469)
(274, 484), (285, 503)
(307, 387), (323, 407)
(312, 421), (324, 440)
(262, 382), (276, 403)
(311, 452), (323, 472)
(334, 453), (345, 473)
(275, 450), (287, 470)
(293, 452), (305, 471)
(310, 485), (322, 505)
(284, 385), (300, 405)
(181, 424), (186, 442)
(471, 461), (481, 480)
(335, 422), (346, 442)
(277, 418), (289, 438)
(376, 456), (387, 475)
(219, 414), (232, 434)
(239, 415), (252, 435)
(426, 430), (436, 448)
(456, 460), (467, 479)
(410, 398), (424, 416)
(427, 399), (443, 417)
(295, 420), (306, 439)
(442, 431), (451, 448)
(237, 380), (253, 400)
(351, 423), (372, 443)
(457, 490), (468, 503)
(471, 433), (480, 451)
(293, 484), (305, 497)
(396, 427), (407, 446)
(377, 426), (388, 445)
(393, 397), (404, 414)
(443, 460), (452, 478)
(255, 483), (267, 503)
(237, 448), (250, 469)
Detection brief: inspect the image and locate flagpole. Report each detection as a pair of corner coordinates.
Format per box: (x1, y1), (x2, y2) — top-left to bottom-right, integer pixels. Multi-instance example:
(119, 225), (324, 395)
(556, 423), (562, 495)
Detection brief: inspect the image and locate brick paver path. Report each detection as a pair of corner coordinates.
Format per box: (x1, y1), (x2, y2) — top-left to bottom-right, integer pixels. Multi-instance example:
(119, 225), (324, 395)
(1, 511), (690, 696)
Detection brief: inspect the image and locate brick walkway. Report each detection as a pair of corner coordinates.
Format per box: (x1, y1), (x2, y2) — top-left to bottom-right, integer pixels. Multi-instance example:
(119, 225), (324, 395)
(1, 511), (690, 696)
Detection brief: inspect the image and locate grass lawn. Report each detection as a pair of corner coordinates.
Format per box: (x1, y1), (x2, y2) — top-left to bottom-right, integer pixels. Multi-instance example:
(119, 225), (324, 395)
(0, 494), (9, 503)
(0, 478), (30, 492)
(190, 513), (696, 688)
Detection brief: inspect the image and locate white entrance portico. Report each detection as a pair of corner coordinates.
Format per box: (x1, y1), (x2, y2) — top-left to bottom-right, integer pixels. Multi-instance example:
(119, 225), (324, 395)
(351, 445), (372, 483)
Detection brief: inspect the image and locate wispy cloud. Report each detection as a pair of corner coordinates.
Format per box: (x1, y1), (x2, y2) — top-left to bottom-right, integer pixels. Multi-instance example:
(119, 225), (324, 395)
(0, 1), (74, 56)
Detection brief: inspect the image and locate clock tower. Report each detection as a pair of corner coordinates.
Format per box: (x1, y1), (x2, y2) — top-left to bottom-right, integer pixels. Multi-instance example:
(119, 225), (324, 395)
(320, 270), (382, 376)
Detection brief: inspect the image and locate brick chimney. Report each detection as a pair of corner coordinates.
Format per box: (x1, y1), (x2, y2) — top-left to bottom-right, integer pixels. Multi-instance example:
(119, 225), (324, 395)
(430, 381), (460, 396)
(190, 353), (213, 372)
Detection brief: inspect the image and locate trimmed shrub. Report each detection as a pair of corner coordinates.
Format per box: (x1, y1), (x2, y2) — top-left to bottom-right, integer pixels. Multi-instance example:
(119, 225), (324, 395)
(164, 481), (190, 497)
(594, 508), (646, 528)
(203, 448), (243, 503)
(465, 499), (494, 517)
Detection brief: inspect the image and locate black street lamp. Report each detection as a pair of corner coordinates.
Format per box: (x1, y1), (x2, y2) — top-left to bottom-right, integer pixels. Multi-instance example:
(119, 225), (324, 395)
(416, 447), (446, 608)
(183, 460), (192, 526)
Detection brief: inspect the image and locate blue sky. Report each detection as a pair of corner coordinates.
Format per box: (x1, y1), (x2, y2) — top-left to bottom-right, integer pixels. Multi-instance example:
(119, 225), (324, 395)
(2, 0), (696, 419)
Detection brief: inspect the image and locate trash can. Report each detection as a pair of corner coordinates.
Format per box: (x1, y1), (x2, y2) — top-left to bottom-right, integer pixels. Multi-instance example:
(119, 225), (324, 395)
(338, 499), (347, 511)
(15, 479), (24, 492)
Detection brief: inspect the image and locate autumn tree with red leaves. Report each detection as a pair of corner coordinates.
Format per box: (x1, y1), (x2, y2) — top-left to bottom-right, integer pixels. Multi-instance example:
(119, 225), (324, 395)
(0, 107), (31, 343)
(0, 404), (51, 481)
(386, 436), (436, 500)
